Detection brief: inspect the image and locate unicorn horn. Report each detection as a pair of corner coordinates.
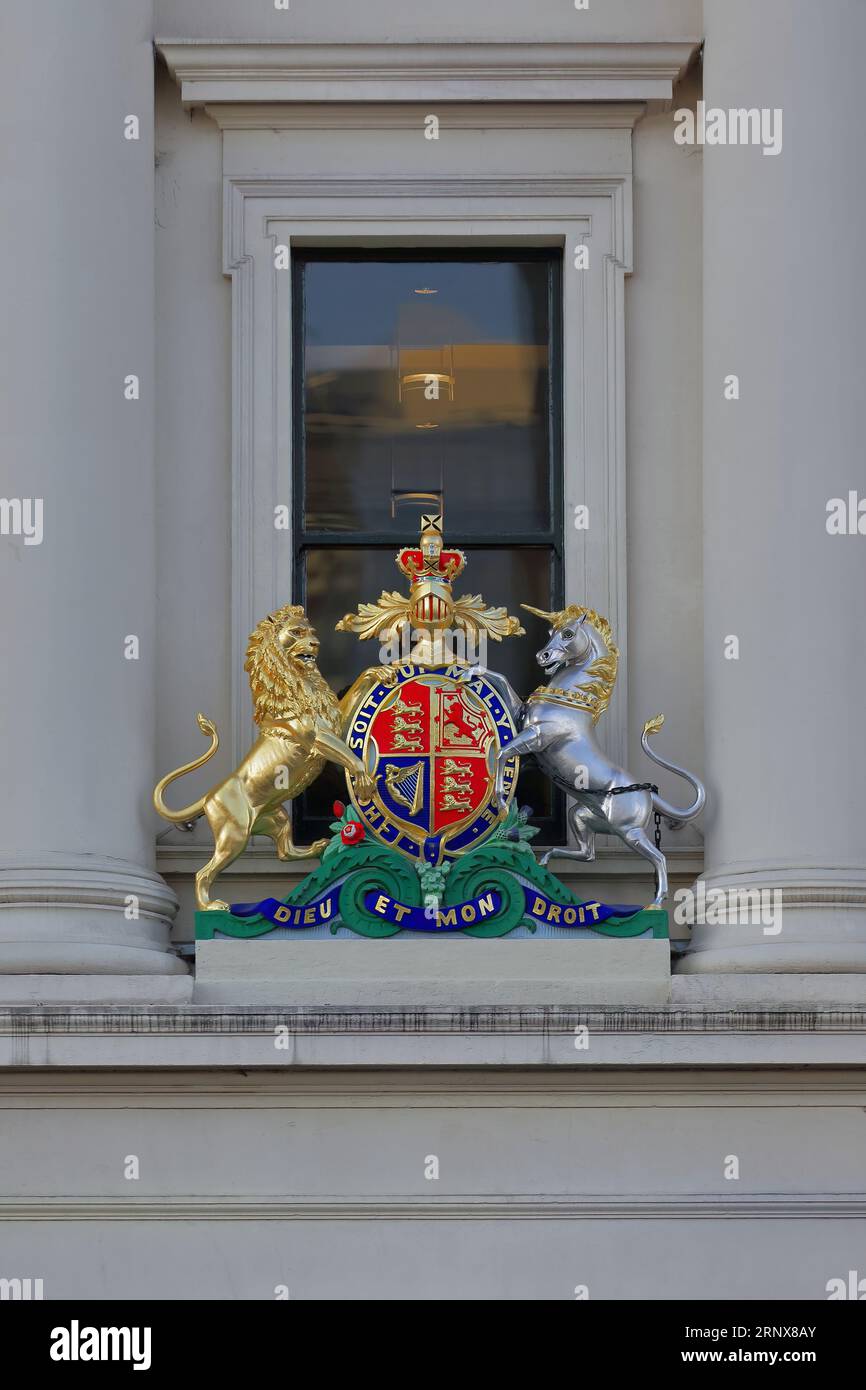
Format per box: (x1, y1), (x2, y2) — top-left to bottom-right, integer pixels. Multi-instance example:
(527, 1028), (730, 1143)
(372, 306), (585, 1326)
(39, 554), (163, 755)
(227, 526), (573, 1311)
(521, 604), (560, 625)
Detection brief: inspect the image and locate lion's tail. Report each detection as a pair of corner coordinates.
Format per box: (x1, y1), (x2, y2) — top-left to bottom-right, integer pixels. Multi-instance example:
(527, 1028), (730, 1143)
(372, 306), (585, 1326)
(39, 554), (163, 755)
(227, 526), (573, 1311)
(152, 713), (219, 824)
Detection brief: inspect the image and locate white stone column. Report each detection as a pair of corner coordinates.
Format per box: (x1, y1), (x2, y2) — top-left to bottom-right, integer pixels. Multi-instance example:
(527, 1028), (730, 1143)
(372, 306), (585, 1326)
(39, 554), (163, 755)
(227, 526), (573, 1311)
(680, 0), (866, 978)
(0, 2), (188, 999)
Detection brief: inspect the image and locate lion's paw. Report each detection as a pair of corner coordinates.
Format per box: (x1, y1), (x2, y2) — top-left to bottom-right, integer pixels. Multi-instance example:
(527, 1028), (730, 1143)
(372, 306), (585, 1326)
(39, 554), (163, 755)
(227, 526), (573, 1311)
(373, 664), (398, 687)
(354, 773), (378, 801)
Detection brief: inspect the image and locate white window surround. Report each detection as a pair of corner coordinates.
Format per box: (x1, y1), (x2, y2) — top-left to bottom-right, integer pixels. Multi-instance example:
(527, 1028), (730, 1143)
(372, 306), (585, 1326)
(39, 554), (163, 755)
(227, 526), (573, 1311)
(221, 174), (631, 771)
(158, 39), (701, 779)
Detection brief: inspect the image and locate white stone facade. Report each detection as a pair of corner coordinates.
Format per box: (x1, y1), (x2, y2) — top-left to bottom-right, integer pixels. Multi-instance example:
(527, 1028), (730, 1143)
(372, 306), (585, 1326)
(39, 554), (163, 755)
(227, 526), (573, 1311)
(1, 0), (865, 1299)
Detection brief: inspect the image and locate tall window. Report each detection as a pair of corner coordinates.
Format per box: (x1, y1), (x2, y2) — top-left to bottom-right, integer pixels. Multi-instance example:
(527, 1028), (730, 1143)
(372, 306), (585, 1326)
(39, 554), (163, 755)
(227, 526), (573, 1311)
(292, 249), (564, 841)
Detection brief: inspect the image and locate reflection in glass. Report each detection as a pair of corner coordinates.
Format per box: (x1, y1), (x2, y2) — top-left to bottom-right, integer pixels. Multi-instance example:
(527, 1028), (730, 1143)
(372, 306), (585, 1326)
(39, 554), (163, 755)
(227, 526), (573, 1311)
(300, 256), (553, 534)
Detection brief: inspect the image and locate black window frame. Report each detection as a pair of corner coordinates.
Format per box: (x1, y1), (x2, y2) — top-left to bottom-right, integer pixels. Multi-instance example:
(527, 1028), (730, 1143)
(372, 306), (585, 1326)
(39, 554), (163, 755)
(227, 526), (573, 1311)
(291, 246), (565, 845)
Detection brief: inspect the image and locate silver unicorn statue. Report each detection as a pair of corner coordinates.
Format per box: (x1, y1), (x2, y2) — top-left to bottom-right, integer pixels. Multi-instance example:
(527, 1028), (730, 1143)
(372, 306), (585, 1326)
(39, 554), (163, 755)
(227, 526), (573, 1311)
(470, 603), (705, 907)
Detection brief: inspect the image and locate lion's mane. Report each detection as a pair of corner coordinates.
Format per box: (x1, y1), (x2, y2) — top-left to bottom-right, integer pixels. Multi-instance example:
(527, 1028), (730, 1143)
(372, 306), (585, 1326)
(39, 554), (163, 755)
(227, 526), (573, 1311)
(244, 603), (341, 731)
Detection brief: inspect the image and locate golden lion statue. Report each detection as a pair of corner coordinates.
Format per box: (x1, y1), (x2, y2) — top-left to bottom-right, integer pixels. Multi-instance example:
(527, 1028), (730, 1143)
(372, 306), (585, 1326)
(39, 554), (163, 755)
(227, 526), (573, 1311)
(153, 604), (395, 911)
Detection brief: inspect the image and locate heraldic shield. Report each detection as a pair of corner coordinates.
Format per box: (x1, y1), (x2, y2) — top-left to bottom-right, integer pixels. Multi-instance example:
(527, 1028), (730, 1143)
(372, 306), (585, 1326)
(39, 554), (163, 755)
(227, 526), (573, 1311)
(335, 511), (525, 865)
(344, 664), (519, 863)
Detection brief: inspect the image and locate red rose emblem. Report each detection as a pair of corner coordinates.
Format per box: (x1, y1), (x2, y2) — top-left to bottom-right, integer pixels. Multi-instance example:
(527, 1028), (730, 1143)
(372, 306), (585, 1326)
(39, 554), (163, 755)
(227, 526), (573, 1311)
(341, 821), (365, 846)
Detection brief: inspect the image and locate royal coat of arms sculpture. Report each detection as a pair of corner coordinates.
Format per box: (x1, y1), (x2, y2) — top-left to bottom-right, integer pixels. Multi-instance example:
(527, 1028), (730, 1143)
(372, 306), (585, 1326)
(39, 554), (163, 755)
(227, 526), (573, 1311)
(153, 514), (704, 943)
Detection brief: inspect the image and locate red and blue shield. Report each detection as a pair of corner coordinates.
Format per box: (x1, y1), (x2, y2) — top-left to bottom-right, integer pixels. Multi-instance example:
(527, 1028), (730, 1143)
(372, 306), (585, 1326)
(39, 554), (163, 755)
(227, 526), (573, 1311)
(345, 663), (519, 862)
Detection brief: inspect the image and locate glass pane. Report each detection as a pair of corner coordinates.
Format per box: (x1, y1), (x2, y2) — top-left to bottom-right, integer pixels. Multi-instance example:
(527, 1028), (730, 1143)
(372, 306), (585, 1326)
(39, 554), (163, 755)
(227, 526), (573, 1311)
(297, 545), (558, 833)
(299, 254), (555, 535)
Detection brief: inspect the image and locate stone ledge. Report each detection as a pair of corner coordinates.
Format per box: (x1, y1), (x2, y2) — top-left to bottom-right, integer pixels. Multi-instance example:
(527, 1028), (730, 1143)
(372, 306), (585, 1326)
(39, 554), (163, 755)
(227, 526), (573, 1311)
(672, 973), (866, 1008)
(2, 1192), (865, 1221)
(2, 1002), (866, 1068)
(0, 975), (193, 1005)
(193, 937), (671, 1008)
(156, 844), (704, 876)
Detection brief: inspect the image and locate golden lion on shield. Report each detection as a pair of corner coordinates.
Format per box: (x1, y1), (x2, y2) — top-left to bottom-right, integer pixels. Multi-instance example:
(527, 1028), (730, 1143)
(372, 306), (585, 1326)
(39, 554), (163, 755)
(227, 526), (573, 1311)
(153, 604), (395, 911)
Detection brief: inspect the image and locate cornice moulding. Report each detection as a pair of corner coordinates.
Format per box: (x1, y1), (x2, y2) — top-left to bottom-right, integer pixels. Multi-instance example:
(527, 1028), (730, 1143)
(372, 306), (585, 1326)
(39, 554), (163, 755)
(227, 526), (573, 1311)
(203, 101), (647, 131)
(156, 40), (699, 106)
(4, 1006), (866, 1035)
